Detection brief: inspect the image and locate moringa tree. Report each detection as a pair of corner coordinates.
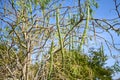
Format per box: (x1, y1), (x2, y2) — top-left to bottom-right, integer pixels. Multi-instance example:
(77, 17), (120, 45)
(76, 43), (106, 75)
(0, 0), (120, 79)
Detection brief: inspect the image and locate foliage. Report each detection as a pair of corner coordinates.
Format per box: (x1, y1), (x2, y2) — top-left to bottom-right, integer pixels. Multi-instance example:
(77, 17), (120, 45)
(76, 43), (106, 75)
(44, 48), (113, 80)
(89, 47), (113, 80)
(0, 44), (16, 79)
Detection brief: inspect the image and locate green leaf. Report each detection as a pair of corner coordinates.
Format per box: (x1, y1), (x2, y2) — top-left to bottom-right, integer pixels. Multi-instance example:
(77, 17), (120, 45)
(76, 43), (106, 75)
(90, 8), (93, 16)
(0, 28), (2, 31)
(95, 3), (99, 8)
(16, 1), (20, 6)
(34, 0), (38, 5)
(5, 26), (9, 31)
(90, 36), (92, 41)
(116, 30), (120, 36)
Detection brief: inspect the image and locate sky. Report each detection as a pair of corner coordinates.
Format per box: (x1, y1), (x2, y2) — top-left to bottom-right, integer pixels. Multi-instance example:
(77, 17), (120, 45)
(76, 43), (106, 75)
(94, 0), (116, 19)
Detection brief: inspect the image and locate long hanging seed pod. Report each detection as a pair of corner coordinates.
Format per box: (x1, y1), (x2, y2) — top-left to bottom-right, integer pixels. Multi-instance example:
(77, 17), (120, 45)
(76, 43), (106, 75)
(79, 0), (90, 51)
(48, 41), (54, 80)
(56, 8), (64, 67)
(68, 12), (72, 51)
